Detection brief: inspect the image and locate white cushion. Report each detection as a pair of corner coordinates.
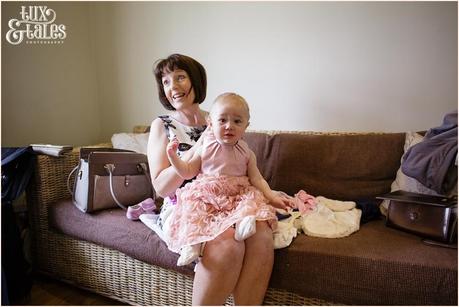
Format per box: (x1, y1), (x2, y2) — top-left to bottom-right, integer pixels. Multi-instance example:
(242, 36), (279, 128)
(111, 133), (149, 155)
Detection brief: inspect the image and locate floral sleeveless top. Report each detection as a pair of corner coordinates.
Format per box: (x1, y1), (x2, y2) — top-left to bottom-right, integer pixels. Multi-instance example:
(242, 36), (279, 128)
(158, 115), (207, 158)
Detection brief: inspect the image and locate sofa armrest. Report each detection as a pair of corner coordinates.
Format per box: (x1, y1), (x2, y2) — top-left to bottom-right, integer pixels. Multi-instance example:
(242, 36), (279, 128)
(26, 151), (79, 240)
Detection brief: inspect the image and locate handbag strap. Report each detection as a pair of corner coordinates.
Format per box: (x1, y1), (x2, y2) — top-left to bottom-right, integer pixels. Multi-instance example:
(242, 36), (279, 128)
(67, 165), (79, 196)
(104, 162), (152, 210)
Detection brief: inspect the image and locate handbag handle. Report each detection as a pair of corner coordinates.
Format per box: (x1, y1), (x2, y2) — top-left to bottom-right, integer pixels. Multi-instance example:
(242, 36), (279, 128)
(104, 162), (152, 210)
(67, 165), (79, 196)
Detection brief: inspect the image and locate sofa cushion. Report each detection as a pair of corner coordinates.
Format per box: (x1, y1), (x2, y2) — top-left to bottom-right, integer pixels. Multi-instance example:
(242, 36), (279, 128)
(270, 218), (457, 305)
(244, 132), (406, 200)
(48, 199), (195, 276)
(111, 132), (149, 154)
(49, 200), (457, 305)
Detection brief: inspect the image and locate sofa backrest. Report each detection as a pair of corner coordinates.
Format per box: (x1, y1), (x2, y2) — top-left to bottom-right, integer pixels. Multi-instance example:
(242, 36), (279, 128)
(244, 131), (406, 201)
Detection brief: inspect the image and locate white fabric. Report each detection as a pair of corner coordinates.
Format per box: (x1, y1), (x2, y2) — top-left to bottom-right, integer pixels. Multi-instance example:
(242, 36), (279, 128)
(177, 245), (200, 266)
(299, 203), (361, 238)
(111, 132), (149, 154)
(139, 213), (166, 241)
(273, 196), (361, 242)
(316, 196), (356, 211)
(159, 202), (175, 245)
(273, 212), (300, 249)
(235, 215), (257, 241)
(139, 196), (176, 245)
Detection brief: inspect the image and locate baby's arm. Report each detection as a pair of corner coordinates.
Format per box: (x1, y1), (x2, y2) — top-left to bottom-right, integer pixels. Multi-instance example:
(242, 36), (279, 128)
(247, 151), (292, 210)
(166, 138), (202, 180)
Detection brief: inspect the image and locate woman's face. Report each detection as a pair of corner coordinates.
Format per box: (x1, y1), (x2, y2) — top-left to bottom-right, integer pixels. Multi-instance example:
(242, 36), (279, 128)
(161, 69), (196, 110)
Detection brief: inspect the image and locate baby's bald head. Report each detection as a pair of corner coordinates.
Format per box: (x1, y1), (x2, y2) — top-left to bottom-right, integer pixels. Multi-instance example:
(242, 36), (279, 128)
(210, 92), (250, 121)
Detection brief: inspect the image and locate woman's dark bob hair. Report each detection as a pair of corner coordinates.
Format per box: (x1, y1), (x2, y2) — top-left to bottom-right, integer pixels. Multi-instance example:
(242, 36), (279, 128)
(153, 54), (207, 111)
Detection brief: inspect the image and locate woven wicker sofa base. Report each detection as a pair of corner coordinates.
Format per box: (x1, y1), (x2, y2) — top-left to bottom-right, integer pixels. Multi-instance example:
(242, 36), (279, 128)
(34, 230), (335, 305)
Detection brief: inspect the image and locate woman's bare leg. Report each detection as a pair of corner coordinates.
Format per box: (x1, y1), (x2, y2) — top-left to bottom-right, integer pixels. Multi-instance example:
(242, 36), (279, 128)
(192, 228), (245, 306)
(232, 221), (274, 305)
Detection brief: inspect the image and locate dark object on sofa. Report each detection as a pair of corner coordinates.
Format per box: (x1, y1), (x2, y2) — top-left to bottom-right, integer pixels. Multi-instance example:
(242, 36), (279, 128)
(379, 190), (458, 244)
(355, 198), (382, 224)
(1, 147), (34, 304)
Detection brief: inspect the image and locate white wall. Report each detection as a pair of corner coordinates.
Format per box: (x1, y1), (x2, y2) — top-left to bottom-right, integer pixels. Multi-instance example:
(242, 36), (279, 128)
(2, 1), (457, 146)
(91, 1), (458, 139)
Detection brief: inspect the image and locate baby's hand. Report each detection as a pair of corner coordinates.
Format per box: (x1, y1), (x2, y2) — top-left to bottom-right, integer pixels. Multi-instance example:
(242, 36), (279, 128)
(166, 137), (179, 156)
(268, 195), (294, 210)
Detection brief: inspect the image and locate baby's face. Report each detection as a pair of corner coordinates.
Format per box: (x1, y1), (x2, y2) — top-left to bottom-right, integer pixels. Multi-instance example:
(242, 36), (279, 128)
(209, 97), (249, 145)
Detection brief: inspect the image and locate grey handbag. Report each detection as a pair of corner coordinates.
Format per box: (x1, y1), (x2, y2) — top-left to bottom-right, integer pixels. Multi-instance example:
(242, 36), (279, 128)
(68, 148), (154, 213)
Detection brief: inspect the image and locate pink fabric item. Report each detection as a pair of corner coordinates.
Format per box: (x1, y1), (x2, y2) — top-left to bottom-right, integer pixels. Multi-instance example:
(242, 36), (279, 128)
(168, 175), (277, 252)
(126, 198), (157, 220)
(200, 130), (250, 176)
(293, 190), (317, 214)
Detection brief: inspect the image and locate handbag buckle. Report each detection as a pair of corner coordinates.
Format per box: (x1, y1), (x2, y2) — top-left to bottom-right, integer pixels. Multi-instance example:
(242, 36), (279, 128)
(409, 212), (419, 221)
(104, 164), (115, 174)
(408, 209), (420, 221)
(137, 163), (147, 173)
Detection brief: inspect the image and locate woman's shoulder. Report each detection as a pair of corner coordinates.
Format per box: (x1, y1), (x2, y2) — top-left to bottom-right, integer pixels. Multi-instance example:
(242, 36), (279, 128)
(157, 114), (172, 123)
(149, 116), (171, 138)
(151, 116), (166, 128)
(151, 114), (178, 130)
(156, 114), (196, 130)
(151, 115), (172, 129)
(150, 115), (170, 124)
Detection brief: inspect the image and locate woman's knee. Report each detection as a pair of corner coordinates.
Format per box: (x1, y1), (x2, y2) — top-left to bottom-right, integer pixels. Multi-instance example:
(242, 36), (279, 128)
(243, 222), (274, 269)
(249, 221), (274, 248)
(201, 229), (245, 269)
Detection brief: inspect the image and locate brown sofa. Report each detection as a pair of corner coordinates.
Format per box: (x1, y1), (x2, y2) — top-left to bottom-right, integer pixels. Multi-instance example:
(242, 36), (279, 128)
(26, 130), (457, 305)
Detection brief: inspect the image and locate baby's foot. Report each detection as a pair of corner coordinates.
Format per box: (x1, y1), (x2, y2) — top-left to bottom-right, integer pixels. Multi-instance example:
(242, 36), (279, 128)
(235, 216), (257, 241)
(177, 244), (200, 266)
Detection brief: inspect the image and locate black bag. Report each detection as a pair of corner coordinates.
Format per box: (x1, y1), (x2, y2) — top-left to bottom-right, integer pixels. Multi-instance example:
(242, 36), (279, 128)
(378, 190), (457, 246)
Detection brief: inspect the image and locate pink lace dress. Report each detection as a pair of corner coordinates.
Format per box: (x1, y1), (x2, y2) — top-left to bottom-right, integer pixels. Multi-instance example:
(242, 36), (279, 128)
(167, 130), (277, 253)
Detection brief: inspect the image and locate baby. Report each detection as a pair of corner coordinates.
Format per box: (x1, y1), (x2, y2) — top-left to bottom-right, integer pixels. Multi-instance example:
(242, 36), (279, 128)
(166, 92), (291, 265)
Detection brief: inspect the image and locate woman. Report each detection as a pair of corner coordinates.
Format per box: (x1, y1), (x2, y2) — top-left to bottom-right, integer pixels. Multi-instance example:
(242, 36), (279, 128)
(147, 54), (274, 305)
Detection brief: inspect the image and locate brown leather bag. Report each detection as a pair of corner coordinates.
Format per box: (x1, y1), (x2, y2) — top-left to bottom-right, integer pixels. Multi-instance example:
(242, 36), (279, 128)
(378, 190), (457, 244)
(68, 148), (154, 213)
